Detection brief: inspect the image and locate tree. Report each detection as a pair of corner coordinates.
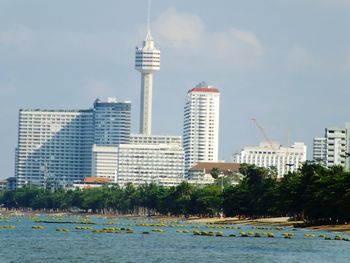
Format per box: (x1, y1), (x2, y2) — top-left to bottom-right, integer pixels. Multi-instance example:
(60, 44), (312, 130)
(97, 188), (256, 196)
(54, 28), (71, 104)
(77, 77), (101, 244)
(210, 167), (221, 179)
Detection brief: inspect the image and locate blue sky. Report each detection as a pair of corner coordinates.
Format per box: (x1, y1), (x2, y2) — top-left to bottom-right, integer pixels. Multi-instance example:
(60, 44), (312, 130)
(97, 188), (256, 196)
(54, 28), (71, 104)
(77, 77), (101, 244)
(1, 0), (350, 179)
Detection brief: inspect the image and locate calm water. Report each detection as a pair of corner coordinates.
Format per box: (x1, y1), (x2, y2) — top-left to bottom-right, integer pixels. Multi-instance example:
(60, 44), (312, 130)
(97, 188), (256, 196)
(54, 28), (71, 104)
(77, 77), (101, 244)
(1, 215), (350, 263)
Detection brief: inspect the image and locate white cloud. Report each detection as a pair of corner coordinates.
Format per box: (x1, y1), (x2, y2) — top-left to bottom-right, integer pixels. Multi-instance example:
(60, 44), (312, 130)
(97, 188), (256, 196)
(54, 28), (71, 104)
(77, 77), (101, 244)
(152, 8), (205, 50)
(152, 8), (264, 68)
(286, 45), (315, 69)
(84, 80), (114, 100)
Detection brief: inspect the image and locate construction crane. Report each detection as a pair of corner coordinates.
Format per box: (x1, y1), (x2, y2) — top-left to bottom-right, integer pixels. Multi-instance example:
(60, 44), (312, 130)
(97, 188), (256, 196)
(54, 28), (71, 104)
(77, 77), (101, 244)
(251, 118), (277, 152)
(251, 118), (296, 174)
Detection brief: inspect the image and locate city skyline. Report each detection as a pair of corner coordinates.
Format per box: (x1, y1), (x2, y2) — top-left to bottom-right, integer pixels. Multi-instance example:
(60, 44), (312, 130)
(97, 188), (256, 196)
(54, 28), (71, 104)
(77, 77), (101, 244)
(1, 0), (350, 179)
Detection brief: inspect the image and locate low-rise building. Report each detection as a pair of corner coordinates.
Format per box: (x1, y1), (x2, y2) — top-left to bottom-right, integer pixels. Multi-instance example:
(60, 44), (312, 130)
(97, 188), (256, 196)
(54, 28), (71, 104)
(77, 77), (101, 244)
(71, 177), (112, 189)
(232, 142), (307, 178)
(187, 162), (241, 185)
(0, 180), (7, 191)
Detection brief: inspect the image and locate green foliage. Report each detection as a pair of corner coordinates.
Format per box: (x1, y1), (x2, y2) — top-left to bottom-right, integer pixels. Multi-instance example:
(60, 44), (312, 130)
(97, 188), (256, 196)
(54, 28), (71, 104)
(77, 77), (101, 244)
(1, 162), (350, 224)
(210, 167), (221, 179)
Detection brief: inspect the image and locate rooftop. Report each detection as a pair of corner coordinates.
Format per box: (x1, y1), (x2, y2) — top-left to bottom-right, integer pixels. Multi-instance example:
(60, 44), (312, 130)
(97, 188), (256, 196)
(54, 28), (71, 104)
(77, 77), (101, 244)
(190, 162), (241, 174)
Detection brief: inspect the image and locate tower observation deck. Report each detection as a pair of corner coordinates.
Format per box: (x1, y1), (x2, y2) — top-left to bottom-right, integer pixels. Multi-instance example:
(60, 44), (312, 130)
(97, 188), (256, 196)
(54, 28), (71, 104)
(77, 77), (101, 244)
(135, 29), (160, 135)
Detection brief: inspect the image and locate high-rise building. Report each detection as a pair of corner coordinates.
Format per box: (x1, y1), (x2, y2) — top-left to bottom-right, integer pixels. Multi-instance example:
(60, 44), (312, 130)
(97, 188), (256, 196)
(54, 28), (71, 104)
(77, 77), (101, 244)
(15, 109), (94, 187)
(15, 99), (131, 188)
(313, 125), (350, 168)
(93, 98), (131, 146)
(325, 127), (347, 167)
(183, 82), (220, 175)
(313, 137), (326, 164)
(135, 25), (160, 135)
(232, 142), (307, 177)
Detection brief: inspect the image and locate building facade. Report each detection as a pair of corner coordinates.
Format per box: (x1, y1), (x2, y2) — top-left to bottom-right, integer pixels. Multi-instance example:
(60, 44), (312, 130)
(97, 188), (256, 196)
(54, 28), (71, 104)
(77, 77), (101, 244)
(313, 137), (327, 164)
(187, 162), (241, 185)
(313, 124), (350, 168)
(91, 145), (119, 182)
(15, 99), (131, 188)
(232, 142), (307, 177)
(92, 142), (184, 187)
(15, 109), (94, 187)
(183, 82), (220, 175)
(130, 134), (181, 147)
(93, 98), (131, 146)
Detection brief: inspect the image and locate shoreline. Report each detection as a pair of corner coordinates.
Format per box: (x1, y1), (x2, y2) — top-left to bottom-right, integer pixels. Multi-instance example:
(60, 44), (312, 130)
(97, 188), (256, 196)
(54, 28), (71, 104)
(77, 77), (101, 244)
(2, 210), (350, 234)
(185, 217), (350, 234)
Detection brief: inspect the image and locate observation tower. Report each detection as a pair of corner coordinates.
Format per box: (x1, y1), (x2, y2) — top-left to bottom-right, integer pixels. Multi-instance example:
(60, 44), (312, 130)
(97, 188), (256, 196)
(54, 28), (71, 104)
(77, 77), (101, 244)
(135, 11), (160, 135)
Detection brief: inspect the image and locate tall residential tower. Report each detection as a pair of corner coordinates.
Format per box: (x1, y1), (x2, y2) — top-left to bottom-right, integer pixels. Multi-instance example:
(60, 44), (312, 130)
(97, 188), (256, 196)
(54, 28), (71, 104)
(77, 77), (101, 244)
(135, 26), (160, 135)
(15, 99), (131, 188)
(183, 82), (220, 175)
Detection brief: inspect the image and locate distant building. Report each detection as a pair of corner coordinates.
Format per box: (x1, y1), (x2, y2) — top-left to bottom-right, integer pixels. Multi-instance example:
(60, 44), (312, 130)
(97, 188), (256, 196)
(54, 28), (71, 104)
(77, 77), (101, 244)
(313, 123), (350, 168)
(93, 98), (131, 146)
(6, 177), (17, 191)
(15, 98), (131, 188)
(232, 142), (307, 177)
(71, 177), (112, 190)
(183, 82), (220, 175)
(187, 162), (241, 185)
(130, 134), (181, 147)
(325, 127), (347, 167)
(91, 145), (119, 183)
(0, 180), (7, 191)
(313, 137), (327, 164)
(15, 108), (94, 188)
(92, 140), (184, 187)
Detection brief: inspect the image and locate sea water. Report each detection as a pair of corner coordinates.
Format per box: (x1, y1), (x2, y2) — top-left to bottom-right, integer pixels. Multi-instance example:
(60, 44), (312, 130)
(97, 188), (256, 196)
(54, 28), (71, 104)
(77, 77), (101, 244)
(0, 216), (349, 263)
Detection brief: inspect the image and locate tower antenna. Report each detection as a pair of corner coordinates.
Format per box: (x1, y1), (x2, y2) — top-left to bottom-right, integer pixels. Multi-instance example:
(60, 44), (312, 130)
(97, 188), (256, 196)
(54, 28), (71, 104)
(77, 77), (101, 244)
(147, 0), (152, 33)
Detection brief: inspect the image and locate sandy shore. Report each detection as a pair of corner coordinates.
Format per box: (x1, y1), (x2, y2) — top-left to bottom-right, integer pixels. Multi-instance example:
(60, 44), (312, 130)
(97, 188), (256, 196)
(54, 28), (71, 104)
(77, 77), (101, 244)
(186, 216), (350, 234)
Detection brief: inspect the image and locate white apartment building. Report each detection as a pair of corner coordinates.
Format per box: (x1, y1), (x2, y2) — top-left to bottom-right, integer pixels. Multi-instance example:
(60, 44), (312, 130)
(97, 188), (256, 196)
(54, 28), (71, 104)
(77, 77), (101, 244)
(183, 82), (220, 175)
(325, 127), (347, 167)
(92, 142), (184, 187)
(15, 109), (94, 187)
(313, 123), (350, 169)
(313, 137), (327, 164)
(232, 142), (307, 177)
(91, 145), (119, 182)
(130, 134), (181, 147)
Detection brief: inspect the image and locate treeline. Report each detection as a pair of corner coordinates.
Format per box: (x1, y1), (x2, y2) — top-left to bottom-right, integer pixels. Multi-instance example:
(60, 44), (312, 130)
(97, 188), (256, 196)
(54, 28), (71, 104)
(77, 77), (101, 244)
(1, 162), (350, 224)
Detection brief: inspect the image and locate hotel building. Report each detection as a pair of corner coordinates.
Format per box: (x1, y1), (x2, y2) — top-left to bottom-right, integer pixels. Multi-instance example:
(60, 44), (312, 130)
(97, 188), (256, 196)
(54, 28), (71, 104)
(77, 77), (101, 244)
(92, 137), (184, 187)
(232, 142), (307, 177)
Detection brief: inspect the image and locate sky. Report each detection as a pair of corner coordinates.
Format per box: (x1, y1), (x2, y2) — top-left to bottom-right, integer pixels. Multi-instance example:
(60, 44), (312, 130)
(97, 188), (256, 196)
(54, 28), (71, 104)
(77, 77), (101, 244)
(0, 0), (350, 179)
